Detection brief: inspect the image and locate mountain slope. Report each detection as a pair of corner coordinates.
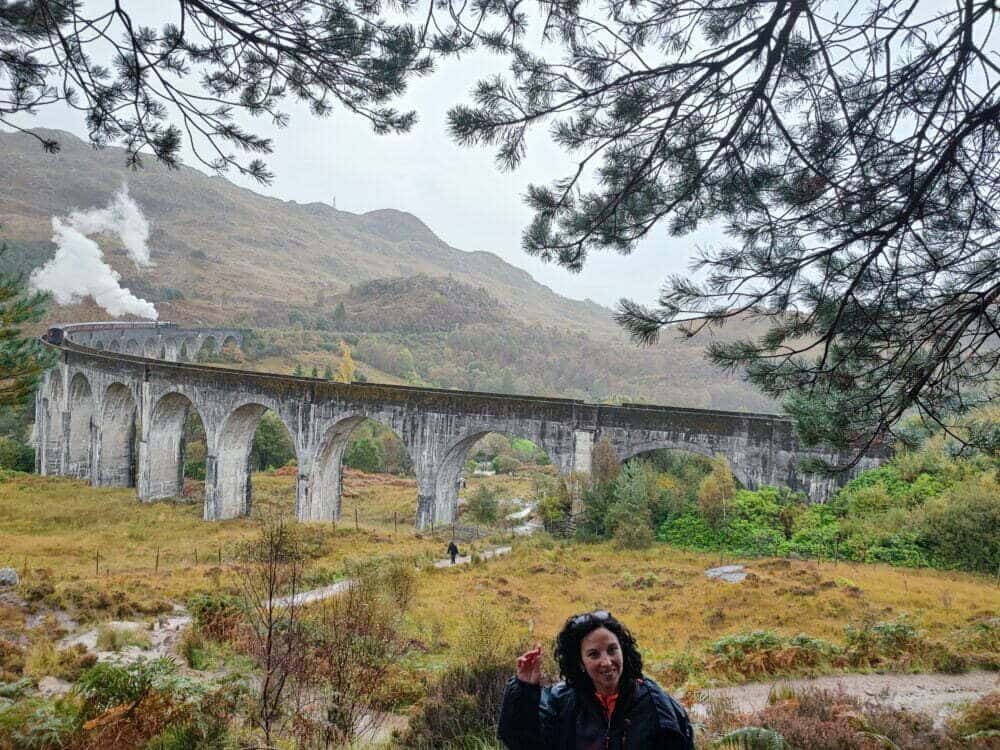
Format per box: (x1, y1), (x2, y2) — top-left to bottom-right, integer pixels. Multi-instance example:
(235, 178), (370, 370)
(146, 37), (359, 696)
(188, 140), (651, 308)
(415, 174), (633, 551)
(0, 128), (616, 334)
(0, 127), (776, 411)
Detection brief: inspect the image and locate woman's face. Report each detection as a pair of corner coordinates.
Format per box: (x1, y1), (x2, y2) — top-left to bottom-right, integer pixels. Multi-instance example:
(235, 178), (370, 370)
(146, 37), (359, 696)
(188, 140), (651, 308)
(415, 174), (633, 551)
(580, 626), (623, 695)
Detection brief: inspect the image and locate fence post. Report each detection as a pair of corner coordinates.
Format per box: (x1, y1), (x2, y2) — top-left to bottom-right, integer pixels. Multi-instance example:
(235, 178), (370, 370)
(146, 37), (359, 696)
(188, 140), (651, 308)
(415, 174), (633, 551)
(155, 546), (159, 574)
(394, 512), (398, 534)
(355, 507), (359, 531)
(95, 550), (100, 576)
(218, 544), (222, 566)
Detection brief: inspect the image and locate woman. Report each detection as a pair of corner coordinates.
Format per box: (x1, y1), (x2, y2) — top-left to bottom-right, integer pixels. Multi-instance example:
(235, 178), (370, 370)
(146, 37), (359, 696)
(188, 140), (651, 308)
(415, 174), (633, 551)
(498, 610), (694, 750)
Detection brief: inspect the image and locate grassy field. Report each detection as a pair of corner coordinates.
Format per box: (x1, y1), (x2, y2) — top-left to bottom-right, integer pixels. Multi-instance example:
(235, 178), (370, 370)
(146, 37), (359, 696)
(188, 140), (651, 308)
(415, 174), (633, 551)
(1, 471), (997, 689)
(411, 536), (1000, 684)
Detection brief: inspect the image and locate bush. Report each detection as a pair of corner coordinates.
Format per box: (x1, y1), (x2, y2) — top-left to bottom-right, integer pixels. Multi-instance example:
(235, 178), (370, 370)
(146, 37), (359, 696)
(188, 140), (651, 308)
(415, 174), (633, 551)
(658, 513), (718, 549)
(187, 593), (244, 642)
(466, 485), (500, 525)
(949, 693), (1000, 737)
(706, 631), (838, 679)
(95, 624), (152, 652)
(400, 663), (511, 748)
(0, 437), (33, 472)
(24, 641), (96, 681)
(344, 437), (382, 473)
(75, 658), (179, 717)
(920, 475), (1000, 573)
(845, 618), (926, 666)
(613, 518), (654, 549)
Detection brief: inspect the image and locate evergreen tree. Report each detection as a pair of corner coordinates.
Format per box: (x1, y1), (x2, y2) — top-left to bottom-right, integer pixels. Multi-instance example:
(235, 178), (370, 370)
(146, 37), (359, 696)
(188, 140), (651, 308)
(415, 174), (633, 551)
(0, 245), (53, 407)
(292, 363), (304, 377)
(333, 302), (347, 321)
(323, 364), (334, 380)
(607, 460), (654, 550)
(310, 365), (319, 378)
(448, 0), (1000, 461)
(344, 438), (382, 473)
(0, 1), (474, 182)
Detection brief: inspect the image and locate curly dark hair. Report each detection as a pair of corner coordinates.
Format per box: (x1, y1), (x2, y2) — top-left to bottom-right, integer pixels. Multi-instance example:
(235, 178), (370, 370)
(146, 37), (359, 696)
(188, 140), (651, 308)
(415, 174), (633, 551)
(553, 611), (643, 692)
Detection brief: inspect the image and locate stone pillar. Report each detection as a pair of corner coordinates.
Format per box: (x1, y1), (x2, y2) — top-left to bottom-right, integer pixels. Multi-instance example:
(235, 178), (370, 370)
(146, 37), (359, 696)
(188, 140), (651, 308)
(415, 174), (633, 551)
(569, 429), (595, 514)
(88, 418), (98, 485)
(203, 454), (218, 520)
(414, 463), (438, 530)
(60, 411), (71, 476)
(137, 438), (152, 500)
(295, 472), (310, 520)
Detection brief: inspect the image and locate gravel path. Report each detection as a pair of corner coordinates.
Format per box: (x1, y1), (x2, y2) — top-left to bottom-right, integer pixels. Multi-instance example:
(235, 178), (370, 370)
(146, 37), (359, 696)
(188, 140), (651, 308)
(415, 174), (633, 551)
(693, 671), (999, 725)
(57, 543), (514, 663)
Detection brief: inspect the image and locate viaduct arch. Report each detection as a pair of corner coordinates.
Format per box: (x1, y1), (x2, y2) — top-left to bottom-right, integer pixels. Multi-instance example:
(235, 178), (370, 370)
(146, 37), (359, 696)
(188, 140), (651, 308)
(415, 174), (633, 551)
(34, 322), (889, 527)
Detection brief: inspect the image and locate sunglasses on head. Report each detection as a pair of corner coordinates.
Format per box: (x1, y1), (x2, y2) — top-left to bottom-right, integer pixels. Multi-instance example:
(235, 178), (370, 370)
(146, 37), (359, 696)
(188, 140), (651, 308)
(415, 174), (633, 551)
(570, 610), (610, 626)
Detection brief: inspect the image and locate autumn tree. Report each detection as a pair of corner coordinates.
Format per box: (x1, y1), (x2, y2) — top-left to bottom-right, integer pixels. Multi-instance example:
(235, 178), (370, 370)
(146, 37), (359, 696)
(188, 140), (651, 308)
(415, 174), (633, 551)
(336, 341), (356, 383)
(235, 520), (304, 747)
(449, 0), (1000, 463)
(591, 436), (620, 487)
(697, 457), (737, 533)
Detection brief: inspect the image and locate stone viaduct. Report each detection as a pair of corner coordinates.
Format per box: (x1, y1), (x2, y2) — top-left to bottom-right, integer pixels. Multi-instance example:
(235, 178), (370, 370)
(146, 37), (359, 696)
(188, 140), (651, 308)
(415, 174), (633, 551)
(34, 321), (888, 527)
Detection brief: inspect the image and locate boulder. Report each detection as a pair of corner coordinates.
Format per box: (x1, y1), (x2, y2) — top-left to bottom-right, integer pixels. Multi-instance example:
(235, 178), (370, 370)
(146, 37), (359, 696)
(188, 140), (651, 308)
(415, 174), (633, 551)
(37, 676), (72, 698)
(705, 564), (747, 583)
(0, 568), (18, 587)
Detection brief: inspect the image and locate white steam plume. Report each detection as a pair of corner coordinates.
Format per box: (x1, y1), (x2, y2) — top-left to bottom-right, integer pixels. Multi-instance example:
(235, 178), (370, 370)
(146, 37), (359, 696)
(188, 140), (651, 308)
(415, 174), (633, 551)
(30, 185), (158, 319)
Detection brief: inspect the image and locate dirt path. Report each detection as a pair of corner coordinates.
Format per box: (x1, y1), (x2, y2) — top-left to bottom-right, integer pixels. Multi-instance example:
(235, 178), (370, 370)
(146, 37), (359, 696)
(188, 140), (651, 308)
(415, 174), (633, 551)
(693, 671), (999, 725)
(58, 543), (514, 664)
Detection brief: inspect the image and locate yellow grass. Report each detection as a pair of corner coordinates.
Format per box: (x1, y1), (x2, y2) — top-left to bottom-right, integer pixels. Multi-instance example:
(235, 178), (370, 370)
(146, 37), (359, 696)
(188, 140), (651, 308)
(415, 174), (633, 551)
(409, 537), (1000, 685)
(0, 472), (442, 611)
(3, 472), (997, 689)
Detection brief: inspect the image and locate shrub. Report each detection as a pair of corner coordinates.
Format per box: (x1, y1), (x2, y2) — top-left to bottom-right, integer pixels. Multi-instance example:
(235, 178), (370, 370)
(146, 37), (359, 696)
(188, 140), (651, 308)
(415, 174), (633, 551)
(949, 692), (1000, 737)
(0, 639), (25, 682)
(75, 659), (170, 715)
(706, 631), (837, 679)
(658, 513), (718, 549)
(344, 437), (382, 473)
(466, 484), (500, 525)
(845, 618), (925, 666)
(400, 663), (511, 748)
(0, 437), (33, 472)
(920, 475), (1000, 573)
(0, 696), (82, 750)
(613, 518), (654, 549)
(187, 593), (244, 642)
(24, 641), (96, 681)
(95, 624), (152, 652)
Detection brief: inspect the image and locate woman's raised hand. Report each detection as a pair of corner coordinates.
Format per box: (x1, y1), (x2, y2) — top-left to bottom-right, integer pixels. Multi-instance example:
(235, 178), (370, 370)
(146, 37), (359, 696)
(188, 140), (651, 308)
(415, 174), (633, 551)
(516, 644), (543, 685)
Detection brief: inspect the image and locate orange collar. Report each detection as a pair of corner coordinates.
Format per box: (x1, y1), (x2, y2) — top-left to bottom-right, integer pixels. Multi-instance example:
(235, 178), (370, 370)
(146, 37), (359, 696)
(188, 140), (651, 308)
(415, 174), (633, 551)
(595, 690), (618, 719)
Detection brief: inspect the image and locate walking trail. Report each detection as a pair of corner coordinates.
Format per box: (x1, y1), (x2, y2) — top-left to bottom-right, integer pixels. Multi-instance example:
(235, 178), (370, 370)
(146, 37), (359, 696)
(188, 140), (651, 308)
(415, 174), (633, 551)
(693, 671), (999, 726)
(58, 543), (514, 665)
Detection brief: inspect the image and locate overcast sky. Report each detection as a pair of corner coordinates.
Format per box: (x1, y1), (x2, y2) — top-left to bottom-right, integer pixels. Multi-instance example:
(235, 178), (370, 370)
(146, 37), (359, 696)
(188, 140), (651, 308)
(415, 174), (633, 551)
(6, 2), (727, 309)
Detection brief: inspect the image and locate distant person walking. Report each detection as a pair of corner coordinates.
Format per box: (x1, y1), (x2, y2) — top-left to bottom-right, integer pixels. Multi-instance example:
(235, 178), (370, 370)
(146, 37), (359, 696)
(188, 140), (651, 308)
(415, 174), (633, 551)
(499, 610), (693, 750)
(447, 540), (459, 565)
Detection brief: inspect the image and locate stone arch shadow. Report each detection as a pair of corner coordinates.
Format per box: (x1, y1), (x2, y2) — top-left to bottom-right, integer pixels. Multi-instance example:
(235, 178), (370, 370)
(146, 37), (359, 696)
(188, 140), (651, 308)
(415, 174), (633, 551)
(98, 382), (138, 486)
(307, 413), (416, 523)
(41, 369), (64, 474)
(209, 400), (299, 521)
(617, 440), (755, 490)
(433, 428), (561, 527)
(144, 391), (209, 504)
(67, 372), (95, 479)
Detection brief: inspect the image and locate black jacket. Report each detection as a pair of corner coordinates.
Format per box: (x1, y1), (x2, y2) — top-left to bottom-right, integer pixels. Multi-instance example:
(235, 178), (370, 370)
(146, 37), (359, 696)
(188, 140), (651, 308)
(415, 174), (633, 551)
(498, 675), (694, 750)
